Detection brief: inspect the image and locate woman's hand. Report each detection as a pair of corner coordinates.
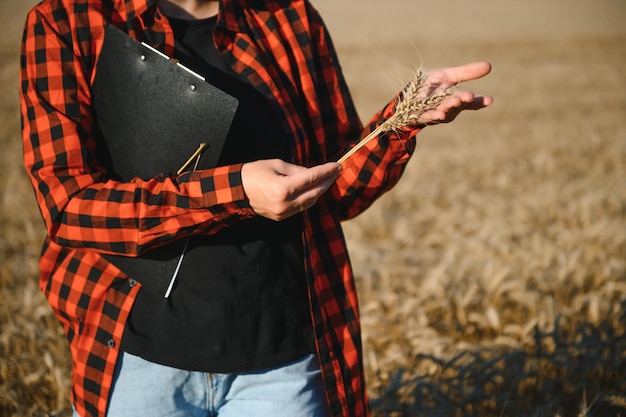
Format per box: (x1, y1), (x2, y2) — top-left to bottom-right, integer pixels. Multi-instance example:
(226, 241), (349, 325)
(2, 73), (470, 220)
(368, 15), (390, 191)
(414, 61), (493, 126)
(241, 159), (342, 221)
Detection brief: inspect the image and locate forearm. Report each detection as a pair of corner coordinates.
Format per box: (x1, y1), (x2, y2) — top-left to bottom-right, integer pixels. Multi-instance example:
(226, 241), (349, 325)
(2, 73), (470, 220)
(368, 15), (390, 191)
(37, 165), (253, 255)
(20, 9), (254, 255)
(303, 8), (422, 218)
(331, 98), (422, 220)
(22, 116), (253, 254)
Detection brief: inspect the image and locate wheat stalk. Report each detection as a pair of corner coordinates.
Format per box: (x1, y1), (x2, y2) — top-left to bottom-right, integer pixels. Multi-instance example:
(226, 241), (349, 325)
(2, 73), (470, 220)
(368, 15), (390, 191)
(338, 69), (456, 164)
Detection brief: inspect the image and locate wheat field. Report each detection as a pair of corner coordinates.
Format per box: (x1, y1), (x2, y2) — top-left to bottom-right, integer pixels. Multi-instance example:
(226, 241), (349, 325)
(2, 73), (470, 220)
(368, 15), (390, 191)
(1, 0), (625, 416)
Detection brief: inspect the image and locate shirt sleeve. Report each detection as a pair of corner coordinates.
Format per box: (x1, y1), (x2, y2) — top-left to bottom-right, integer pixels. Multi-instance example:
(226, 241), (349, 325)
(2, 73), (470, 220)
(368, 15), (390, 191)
(20, 7), (255, 256)
(332, 100), (423, 220)
(305, 3), (422, 220)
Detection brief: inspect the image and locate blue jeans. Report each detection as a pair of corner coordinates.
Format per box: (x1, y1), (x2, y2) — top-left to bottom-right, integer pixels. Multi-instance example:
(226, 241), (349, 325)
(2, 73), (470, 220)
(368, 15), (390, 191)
(73, 351), (330, 417)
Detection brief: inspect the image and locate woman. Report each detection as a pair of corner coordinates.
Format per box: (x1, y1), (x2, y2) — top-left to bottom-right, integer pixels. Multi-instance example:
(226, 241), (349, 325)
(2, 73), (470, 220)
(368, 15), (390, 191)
(20, 0), (492, 415)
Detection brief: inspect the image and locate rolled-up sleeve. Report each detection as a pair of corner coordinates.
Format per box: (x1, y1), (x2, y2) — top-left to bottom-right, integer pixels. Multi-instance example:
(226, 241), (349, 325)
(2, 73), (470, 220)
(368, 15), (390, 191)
(20, 6), (254, 256)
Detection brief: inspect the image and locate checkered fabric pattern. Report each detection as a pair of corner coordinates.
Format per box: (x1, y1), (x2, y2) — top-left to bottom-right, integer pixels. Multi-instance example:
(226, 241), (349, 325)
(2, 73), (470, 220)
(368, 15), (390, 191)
(20, 0), (421, 416)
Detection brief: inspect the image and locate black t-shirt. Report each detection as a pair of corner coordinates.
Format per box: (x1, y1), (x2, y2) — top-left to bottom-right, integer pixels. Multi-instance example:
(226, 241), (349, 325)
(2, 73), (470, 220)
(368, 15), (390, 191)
(120, 15), (315, 372)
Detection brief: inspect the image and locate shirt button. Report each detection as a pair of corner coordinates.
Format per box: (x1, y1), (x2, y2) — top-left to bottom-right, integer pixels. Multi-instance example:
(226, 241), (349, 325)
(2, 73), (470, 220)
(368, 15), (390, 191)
(128, 279), (138, 288)
(107, 339), (116, 349)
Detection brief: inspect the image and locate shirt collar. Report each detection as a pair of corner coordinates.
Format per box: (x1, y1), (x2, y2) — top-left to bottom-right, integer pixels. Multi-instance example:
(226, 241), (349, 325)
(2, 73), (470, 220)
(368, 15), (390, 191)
(218, 0), (307, 32)
(218, 0), (248, 33)
(114, 0), (245, 32)
(118, 0), (154, 20)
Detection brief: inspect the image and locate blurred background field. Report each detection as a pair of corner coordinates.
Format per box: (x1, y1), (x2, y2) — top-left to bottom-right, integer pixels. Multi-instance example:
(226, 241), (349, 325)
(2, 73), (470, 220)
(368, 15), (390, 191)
(1, 0), (625, 416)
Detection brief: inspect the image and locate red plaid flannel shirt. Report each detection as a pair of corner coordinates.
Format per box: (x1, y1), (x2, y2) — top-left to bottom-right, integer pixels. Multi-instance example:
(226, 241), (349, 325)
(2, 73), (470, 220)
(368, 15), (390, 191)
(20, 0), (421, 416)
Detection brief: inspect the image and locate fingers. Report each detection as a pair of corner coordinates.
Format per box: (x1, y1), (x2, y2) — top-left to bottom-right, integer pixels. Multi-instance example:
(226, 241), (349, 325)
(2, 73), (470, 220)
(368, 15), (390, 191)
(284, 162), (342, 214)
(415, 62), (493, 125)
(416, 92), (493, 125)
(288, 162), (342, 194)
(440, 91), (492, 112)
(432, 61), (492, 85)
(464, 94), (494, 110)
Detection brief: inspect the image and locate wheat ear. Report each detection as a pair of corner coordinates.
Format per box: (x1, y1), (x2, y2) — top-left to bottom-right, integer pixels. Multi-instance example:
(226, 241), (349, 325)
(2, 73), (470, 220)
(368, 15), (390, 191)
(337, 70), (456, 164)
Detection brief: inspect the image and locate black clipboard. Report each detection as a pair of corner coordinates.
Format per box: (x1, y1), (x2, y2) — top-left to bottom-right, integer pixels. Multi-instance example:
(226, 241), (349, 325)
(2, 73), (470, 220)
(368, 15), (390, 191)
(93, 25), (238, 179)
(92, 25), (239, 295)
